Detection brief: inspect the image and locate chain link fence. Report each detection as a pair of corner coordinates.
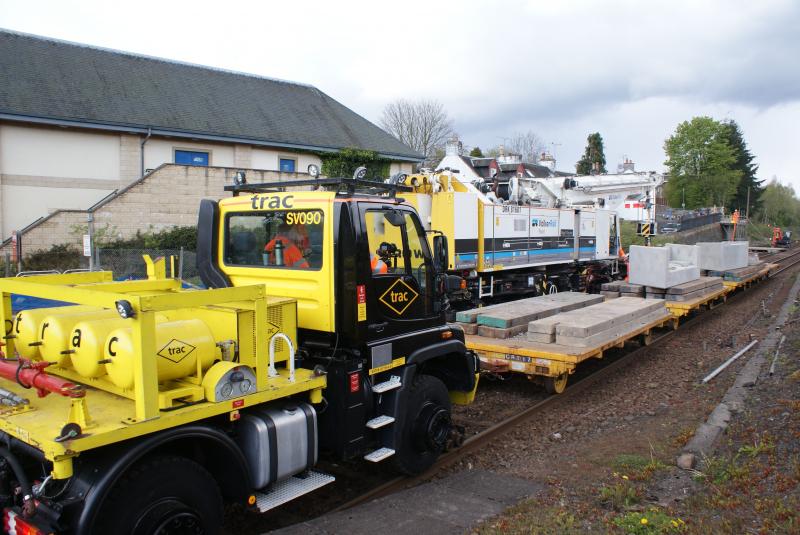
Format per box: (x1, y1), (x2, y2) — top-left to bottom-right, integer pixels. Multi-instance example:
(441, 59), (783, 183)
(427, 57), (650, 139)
(97, 248), (199, 283)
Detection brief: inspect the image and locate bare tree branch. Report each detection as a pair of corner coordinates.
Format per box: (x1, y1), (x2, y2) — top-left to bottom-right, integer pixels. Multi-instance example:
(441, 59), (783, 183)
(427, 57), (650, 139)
(380, 99), (454, 162)
(488, 131), (547, 162)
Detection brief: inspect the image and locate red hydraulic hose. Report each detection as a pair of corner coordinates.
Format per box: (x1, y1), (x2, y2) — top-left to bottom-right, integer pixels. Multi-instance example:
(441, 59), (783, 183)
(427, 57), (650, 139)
(0, 359), (85, 398)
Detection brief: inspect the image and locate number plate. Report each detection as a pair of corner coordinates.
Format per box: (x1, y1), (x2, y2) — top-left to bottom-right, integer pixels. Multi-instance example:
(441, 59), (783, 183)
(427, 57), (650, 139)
(510, 361), (527, 372)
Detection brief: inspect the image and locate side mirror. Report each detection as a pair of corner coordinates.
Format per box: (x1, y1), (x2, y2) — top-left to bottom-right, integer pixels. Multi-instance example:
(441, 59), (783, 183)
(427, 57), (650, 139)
(384, 210), (406, 227)
(433, 234), (448, 272)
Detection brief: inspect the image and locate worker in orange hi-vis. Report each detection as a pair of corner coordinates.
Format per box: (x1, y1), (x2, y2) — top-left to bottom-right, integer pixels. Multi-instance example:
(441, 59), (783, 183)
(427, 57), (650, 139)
(618, 245), (629, 281)
(370, 253), (388, 274)
(265, 225), (310, 269)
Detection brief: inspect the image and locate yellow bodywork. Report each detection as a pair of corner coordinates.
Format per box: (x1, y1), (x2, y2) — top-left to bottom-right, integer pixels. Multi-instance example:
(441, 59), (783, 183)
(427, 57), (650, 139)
(665, 286), (730, 319)
(0, 266), (324, 480)
(218, 191), (336, 333)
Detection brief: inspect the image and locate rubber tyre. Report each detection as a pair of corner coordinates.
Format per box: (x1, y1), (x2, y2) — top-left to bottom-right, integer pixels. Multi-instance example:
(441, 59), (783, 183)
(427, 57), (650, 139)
(93, 454), (223, 535)
(394, 374), (452, 475)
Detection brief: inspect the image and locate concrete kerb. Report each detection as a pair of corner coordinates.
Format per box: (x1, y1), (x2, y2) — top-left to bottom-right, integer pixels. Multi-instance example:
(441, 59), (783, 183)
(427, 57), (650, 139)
(678, 272), (800, 469)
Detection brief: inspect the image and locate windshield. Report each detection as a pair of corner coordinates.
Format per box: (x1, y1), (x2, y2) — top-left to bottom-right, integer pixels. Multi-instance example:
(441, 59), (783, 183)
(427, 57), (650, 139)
(224, 210), (324, 270)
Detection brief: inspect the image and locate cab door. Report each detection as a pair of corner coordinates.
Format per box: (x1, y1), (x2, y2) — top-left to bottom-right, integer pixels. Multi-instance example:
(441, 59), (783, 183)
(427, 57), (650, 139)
(358, 204), (438, 345)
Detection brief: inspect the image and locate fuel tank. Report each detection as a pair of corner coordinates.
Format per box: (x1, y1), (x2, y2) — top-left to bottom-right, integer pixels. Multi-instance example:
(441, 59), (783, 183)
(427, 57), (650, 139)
(104, 319), (218, 389)
(13, 305), (95, 360)
(39, 309), (119, 366)
(69, 314), (168, 378)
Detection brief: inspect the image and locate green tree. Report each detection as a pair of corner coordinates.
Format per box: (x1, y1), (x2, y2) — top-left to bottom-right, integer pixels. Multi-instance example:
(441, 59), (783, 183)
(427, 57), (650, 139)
(722, 120), (763, 216)
(759, 179), (800, 228)
(576, 133), (607, 175)
(320, 147), (390, 180)
(469, 146), (484, 158)
(663, 117), (741, 209)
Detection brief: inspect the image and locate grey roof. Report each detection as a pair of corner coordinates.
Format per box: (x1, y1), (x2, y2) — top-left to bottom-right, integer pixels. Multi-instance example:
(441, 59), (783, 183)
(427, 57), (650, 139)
(0, 30), (421, 161)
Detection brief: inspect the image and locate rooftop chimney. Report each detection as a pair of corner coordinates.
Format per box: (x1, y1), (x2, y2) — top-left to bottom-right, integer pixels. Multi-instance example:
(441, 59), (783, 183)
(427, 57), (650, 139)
(538, 152), (556, 171)
(445, 138), (463, 156)
(622, 158), (635, 173)
(498, 152), (522, 164)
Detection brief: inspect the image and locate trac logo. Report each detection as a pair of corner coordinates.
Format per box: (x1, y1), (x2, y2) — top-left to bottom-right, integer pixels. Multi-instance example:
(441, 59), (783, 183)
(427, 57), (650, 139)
(379, 279), (419, 315)
(250, 195), (294, 210)
(531, 218), (558, 228)
(157, 339), (196, 363)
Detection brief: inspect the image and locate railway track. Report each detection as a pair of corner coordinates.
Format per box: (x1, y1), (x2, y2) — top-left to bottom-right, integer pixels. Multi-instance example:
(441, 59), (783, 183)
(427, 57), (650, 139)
(332, 247), (800, 512)
(770, 246), (800, 274)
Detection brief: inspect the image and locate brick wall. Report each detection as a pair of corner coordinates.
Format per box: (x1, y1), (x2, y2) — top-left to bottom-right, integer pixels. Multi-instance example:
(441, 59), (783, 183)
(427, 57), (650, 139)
(119, 134), (141, 182)
(1, 164), (306, 257)
(234, 145), (253, 169)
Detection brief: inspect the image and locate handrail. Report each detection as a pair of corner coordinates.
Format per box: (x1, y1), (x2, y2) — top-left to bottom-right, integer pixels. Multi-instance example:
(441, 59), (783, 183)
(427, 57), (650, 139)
(268, 332), (295, 383)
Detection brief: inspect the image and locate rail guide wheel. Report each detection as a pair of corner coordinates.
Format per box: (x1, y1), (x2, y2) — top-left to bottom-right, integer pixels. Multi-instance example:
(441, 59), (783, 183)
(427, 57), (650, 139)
(544, 373), (568, 394)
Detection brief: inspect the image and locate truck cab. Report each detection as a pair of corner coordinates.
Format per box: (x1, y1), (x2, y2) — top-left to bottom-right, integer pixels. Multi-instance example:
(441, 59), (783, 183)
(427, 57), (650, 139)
(198, 177), (479, 472)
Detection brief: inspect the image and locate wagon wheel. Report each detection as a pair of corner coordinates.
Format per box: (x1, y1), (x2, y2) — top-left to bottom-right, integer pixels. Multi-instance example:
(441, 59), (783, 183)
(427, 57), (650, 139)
(544, 373), (568, 394)
(640, 331), (654, 346)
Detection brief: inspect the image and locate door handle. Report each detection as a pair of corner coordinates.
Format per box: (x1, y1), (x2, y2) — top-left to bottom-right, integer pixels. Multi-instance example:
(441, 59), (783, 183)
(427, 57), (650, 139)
(368, 322), (388, 333)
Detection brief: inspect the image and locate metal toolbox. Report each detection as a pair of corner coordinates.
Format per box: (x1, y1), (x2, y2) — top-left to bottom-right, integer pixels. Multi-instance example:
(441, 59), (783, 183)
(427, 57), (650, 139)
(236, 402), (318, 489)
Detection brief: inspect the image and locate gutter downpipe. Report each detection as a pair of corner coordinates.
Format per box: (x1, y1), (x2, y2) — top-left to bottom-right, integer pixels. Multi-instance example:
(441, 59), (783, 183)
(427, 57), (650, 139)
(140, 127), (152, 178)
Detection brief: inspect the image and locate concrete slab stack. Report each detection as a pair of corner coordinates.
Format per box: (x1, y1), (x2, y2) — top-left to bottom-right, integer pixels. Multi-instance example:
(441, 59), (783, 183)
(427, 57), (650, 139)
(645, 287), (666, 299)
(455, 292), (603, 339)
(665, 276), (724, 302)
(600, 281), (622, 299)
(618, 282), (645, 297)
(527, 297), (669, 347)
(696, 241), (749, 272)
(709, 263), (765, 282)
(628, 244), (700, 289)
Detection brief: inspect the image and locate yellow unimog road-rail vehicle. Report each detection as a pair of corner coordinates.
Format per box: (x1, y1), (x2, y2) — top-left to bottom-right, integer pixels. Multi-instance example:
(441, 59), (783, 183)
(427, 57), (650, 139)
(0, 177), (479, 534)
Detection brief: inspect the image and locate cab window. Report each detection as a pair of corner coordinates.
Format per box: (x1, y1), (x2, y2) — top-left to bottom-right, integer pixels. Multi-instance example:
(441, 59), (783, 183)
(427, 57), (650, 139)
(365, 210), (407, 276)
(364, 208), (434, 314)
(224, 210), (323, 270)
(403, 212), (429, 291)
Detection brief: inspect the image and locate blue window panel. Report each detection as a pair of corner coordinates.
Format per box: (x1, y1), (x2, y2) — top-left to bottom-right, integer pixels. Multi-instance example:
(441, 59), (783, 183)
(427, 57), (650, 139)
(175, 150), (209, 166)
(279, 158), (296, 173)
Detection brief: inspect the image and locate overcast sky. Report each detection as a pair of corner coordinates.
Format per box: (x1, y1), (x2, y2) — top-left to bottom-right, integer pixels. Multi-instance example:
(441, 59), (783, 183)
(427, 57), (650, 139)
(2, 0), (798, 187)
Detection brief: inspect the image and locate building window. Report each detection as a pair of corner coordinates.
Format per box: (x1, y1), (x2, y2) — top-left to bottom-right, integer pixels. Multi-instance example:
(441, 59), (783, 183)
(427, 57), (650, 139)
(279, 158), (296, 173)
(175, 150), (210, 166)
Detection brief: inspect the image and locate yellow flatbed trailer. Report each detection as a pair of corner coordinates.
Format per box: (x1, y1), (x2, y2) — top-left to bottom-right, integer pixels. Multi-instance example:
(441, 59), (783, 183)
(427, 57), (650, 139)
(466, 311), (674, 393)
(664, 285), (731, 322)
(721, 264), (776, 290)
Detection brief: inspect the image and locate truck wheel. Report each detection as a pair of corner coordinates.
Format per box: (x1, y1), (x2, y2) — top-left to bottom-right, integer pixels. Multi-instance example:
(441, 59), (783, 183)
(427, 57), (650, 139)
(394, 374), (452, 475)
(94, 454), (223, 535)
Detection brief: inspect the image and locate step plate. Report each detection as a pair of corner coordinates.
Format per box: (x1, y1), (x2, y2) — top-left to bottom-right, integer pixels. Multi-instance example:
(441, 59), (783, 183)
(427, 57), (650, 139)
(372, 375), (401, 393)
(254, 471), (336, 512)
(364, 447), (395, 462)
(366, 415), (395, 429)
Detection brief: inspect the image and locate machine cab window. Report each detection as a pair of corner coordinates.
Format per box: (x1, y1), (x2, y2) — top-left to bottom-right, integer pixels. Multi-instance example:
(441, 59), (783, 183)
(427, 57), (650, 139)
(224, 210), (324, 270)
(364, 208), (434, 317)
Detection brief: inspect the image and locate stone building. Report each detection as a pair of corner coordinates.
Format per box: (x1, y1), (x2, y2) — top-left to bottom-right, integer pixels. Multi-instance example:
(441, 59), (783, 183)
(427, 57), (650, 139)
(0, 29), (420, 255)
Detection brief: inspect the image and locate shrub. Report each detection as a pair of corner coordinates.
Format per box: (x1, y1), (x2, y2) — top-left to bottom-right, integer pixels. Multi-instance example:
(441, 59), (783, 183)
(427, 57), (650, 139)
(22, 244), (83, 272)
